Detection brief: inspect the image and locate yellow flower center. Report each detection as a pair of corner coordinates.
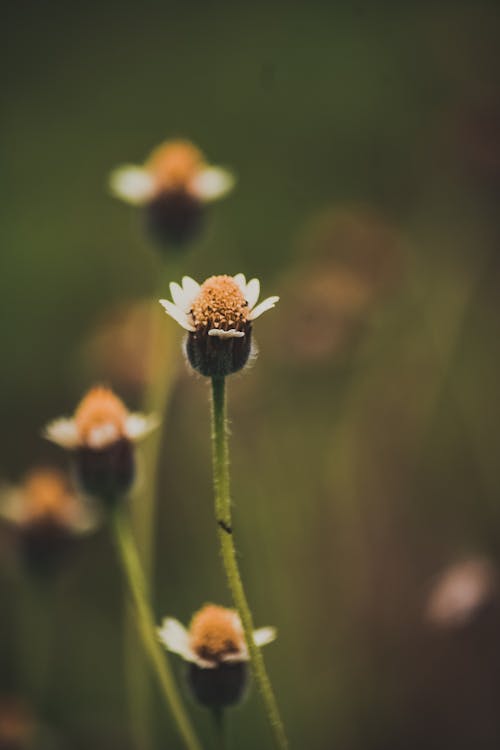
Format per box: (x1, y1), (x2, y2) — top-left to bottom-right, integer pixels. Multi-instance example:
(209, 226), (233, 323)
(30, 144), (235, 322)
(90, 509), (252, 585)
(189, 604), (244, 662)
(190, 276), (248, 332)
(75, 386), (128, 446)
(22, 469), (73, 523)
(146, 140), (204, 191)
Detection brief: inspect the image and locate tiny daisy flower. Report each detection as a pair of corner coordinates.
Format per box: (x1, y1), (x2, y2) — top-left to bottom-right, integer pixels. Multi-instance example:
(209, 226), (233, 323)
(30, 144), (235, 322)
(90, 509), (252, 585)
(44, 386), (157, 505)
(160, 274), (279, 377)
(0, 468), (98, 575)
(109, 139), (235, 246)
(158, 603), (276, 708)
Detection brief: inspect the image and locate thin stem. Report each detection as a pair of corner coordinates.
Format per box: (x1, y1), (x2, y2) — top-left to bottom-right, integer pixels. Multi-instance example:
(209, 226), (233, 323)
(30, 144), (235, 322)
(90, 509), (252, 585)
(212, 707), (228, 750)
(125, 260), (181, 750)
(210, 376), (289, 750)
(112, 508), (202, 750)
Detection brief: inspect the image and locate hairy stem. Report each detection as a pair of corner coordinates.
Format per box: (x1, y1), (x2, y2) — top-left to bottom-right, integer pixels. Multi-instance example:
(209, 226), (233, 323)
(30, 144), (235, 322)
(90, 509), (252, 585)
(210, 376), (289, 750)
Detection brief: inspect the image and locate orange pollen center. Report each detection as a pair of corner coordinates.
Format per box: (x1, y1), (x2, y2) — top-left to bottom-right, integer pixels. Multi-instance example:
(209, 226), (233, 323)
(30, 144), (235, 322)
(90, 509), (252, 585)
(190, 275), (248, 331)
(146, 140), (204, 192)
(74, 386), (128, 445)
(22, 469), (72, 522)
(189, 604), (244, 661)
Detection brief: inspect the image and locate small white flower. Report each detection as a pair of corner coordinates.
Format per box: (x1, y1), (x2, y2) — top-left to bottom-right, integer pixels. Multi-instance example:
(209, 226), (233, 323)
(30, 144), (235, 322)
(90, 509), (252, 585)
(158, 604), (277, 669)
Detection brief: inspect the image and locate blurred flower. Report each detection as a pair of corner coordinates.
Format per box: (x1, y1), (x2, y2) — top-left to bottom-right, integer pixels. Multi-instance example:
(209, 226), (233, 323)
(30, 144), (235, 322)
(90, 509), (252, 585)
(160, 274), (279, 376)
(278, 207), (404, 365)
(82, 299), (169, 393)
(44, 387), (157, 504)
(0, 468), (98, 575)
(109, 139), (235, 246)
(425, 557), (497, 628)
(0, 697), (34, 750)
(158, 603), (276, 708)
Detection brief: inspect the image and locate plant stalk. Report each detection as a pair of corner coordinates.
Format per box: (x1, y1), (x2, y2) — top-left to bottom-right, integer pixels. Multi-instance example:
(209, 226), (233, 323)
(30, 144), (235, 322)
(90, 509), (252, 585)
(210, 376), (289, 750)
(112, 507), (202, 750)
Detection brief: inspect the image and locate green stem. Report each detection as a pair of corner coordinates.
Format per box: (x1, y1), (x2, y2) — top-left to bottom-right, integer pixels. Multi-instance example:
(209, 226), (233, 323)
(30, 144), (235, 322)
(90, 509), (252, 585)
(112, 508), (202, 750)
(210, 376), (289, 750)
(212, 707), (228, 750)
(125, 260), (181, 750)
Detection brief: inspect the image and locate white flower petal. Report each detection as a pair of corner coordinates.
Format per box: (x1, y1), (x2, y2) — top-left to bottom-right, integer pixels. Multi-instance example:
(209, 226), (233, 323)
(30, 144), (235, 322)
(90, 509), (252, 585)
(245, 278), (260, 310)
(247, 295), (280, 321)
(63, 498), (101, 534)
(109, 165), (156, 205)
(191, 166), (235, 202)
(44, 418), (80, 449)
(221, 650), (248, 663)
(125, 413), (159, 441)
(181, 276), (201, 307)
(157, 618), (196, 662)
(169, 282), (188, 311)
(87, 423), (120, 449)
(253, 626), (277, 648)
(0, 488), (26, 524)
(233, 273), (247, 292)
(208, 328), (245, 339)
(159, 299), (195, 331)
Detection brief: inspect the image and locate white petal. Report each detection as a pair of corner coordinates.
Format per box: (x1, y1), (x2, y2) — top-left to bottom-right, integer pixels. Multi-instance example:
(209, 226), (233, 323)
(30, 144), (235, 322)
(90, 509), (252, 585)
(157, 618), (196, 662)
(221, 649), (248, 663)
(181, 276), (201, 307)
(245, 278), (260, 310)
(247, 295), (280, 321)
(125, 413), (159, 441)
(169, 282), (188, 311)
(109, 165), (156, 205)
(63, 498), (101, 534)
(253, 626), (277, 648)
(233, 273), (247, 292)
(191, 166), (235, 202)
(44, 418), (80, 449)
(159, 299), (195, 331)
(0, 488), (26, 524)
(208, 328), (245, 339)
(87, 423), (120, 449)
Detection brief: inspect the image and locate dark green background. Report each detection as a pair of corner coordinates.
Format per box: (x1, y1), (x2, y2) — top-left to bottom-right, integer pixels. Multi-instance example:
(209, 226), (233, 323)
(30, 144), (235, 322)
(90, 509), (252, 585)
(2, 2), (500, 748)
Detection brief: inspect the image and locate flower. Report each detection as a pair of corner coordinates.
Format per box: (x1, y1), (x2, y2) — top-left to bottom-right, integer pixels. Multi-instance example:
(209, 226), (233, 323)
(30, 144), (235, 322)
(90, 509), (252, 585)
(425, 558), (497, 628)
(0, 468), (98, 574)
(158, 604), (276, 708)
(44, 387), (157, 503)
(0, 696), (35, 749)
(109, 139), (235, 246)
(159, 274), (279, 376)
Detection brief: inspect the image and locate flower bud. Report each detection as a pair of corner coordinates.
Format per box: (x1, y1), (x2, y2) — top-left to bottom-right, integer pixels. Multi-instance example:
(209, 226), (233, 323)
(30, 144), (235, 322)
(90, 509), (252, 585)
(160, 274), (279, 377)
(44, 387), (157, 506)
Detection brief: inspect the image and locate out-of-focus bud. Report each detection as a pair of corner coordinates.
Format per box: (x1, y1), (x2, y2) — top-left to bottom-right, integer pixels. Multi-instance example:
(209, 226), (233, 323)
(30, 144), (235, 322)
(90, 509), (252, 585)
(0, 697), (35, 750)
(109, 139), (235, 248)
(0, 468), (97, 575)
(44, 387), (158, 506)
(425, 557), (497, 628)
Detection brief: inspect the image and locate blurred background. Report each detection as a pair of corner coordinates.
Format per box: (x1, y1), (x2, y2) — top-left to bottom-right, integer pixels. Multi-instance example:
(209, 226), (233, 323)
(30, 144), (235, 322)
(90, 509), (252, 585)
(2, 1), (500, 748)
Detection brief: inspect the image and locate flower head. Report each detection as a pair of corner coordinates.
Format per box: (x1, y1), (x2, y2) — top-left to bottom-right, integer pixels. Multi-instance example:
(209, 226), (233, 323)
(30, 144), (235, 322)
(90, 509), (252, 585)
(0, 468), (98, 575)
(44, 387), (157, 504)
(109, 139), (235, 246)
(44, 386), (156, 450)
(158, 603), (276, 708)
(160, 275), (279, 376)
